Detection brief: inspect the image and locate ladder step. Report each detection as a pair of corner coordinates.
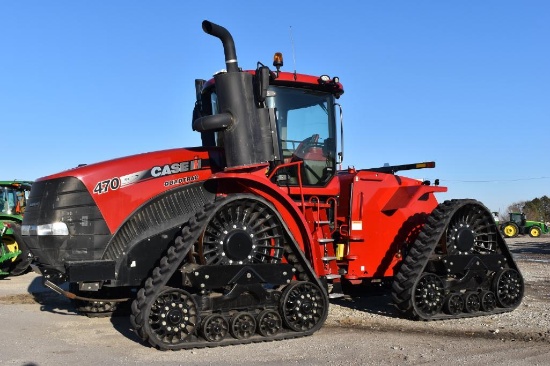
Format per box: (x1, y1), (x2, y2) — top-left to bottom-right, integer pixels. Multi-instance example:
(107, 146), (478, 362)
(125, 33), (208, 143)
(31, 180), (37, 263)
(318, 238), (334, 243)
(296, 202), (331, 208)
(322, 256), (338, 261)
(324, 274), (341, 280)
(329, 292), (346, 299)
(315, 220), (330, 224)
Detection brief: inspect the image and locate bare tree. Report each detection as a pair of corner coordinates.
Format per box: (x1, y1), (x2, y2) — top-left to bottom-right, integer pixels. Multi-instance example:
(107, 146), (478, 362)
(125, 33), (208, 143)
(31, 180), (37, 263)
(505, 196), (550, 223)
(504, 201), (526, 220)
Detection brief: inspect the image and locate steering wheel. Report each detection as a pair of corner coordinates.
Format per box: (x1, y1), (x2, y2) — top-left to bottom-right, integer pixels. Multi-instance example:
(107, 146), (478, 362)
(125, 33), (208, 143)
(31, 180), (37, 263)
(294, 134), (320, 158)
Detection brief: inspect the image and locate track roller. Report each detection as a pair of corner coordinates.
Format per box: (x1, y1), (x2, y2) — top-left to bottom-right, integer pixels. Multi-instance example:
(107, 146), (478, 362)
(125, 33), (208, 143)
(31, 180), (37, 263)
(463, 292), (481, 313)
(257, 310), (282, 336)
(229, 312), (256, 339)
(201, 314), (229, 342)
(443, 293), (464, 315)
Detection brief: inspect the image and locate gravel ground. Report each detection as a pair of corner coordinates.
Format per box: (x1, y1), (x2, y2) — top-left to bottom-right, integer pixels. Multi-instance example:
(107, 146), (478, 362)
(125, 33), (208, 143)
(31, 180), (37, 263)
(325, 236), (550, 344)
(0, 235), (548, 365)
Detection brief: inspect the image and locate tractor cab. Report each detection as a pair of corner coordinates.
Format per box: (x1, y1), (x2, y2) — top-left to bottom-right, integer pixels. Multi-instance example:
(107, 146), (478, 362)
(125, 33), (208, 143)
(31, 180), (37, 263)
(264, 85), (338, 186)
(0, 182), (31, 216)
(195, 61), (343, 188)
(509, 212), (527, 227)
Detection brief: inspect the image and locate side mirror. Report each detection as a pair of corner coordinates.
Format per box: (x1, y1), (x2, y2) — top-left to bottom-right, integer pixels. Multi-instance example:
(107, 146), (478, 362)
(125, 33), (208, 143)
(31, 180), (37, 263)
(255, 66), (270, 103)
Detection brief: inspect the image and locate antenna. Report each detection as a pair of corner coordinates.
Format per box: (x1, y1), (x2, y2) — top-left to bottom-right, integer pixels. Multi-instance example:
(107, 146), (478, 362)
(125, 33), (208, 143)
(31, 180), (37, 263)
(289, 26), (297, 80)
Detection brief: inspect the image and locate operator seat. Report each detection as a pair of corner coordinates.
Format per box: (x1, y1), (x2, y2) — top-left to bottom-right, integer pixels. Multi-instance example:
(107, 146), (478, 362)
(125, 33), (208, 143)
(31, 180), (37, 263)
(290, 135), (334, 186)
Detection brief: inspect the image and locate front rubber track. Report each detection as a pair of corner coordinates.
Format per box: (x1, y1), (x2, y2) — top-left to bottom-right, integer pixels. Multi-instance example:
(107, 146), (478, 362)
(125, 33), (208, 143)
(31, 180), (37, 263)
(130, 194), (328, 350)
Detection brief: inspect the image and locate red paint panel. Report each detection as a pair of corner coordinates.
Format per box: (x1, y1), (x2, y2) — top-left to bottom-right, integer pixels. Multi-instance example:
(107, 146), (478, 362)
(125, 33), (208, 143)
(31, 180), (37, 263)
(343, 170), (447, 279)
(38, 147), (224, 233)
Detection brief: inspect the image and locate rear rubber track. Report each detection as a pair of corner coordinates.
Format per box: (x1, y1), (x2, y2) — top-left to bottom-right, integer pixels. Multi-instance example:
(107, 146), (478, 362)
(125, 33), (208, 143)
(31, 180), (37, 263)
(391, 199), (524, 320)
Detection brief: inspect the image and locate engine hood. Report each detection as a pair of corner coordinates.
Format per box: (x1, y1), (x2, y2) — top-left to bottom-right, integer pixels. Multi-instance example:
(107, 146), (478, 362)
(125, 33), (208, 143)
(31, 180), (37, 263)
(36, 146), (224, 232)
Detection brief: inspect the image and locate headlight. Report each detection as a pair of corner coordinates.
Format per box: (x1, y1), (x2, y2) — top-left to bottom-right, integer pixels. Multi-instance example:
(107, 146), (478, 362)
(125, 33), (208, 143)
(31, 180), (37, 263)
(21, 222), (69, 236)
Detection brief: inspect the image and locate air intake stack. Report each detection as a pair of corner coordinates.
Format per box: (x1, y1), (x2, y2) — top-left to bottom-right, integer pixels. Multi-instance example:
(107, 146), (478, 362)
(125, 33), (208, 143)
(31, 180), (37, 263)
(193, 20), (272, 168)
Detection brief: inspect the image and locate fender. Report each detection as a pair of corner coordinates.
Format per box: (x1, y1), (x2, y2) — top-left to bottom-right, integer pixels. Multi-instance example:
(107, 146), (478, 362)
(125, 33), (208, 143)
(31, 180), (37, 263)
(102, 181), (217, 286)
(209, 167), (325, 276)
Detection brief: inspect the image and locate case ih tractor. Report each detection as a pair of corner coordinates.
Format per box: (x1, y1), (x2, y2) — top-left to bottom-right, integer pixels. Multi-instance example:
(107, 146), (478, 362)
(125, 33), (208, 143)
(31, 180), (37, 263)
(22, 21), (523, 350)
(0, 180), (33, 276)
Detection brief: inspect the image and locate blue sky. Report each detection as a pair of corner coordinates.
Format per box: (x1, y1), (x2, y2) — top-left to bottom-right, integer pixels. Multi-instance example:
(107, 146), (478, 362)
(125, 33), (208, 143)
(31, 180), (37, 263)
(2, 1), (549, 213)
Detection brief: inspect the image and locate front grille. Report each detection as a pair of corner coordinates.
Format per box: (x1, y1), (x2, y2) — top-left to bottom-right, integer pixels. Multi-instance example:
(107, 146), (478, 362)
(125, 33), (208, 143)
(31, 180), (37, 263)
(23, 177), (110, 272)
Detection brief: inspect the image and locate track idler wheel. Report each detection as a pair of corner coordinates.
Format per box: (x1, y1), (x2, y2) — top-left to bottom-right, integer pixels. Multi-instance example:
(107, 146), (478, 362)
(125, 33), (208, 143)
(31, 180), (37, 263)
(412, 273), (445, 318)
(280, 281), (328, 333)
(68, 283), (126, 318)
(493, 268), (524, 308)
(143, 287), (199, 349)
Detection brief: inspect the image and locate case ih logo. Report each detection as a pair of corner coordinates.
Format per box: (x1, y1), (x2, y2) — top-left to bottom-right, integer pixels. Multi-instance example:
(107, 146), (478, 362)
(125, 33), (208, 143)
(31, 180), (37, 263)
(150, 158), (202, 178)
(93, 157), (206, 195)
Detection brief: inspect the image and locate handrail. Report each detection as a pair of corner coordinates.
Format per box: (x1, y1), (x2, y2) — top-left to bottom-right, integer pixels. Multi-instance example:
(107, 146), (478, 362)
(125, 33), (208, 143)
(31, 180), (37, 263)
(267, 161), (305, 213)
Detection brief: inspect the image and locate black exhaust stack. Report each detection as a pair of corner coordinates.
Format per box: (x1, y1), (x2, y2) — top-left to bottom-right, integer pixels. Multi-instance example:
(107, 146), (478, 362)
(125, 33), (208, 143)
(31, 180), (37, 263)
(193, 20), (272, 168)
(201, 21), (239, 73)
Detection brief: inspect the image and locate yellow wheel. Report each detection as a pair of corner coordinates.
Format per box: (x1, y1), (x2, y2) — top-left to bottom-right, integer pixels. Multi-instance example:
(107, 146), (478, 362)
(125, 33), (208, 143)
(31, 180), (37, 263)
(2, 235), (19, 262)
(0, 224), (31, 276)
(503, 223), (519, 238)
(1, 236), (20, 275)
(528, 226), (541, 238)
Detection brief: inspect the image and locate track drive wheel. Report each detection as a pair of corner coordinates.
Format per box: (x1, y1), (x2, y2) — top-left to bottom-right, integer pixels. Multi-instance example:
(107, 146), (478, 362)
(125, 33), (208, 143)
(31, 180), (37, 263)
(280, 281), (328, 333)
(193, 197), (285, 266)
(528, 226), (541, 238)
(502, 223), (519, 238)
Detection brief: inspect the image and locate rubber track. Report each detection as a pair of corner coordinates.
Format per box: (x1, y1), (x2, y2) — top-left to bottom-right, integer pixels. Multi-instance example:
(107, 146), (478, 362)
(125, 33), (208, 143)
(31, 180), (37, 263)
(391, 199), (523, 320)
(130, 195), (328, 350)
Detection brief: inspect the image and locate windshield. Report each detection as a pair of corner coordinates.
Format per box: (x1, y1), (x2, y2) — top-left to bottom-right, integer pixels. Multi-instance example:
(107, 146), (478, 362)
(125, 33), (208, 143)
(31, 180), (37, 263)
(205, 83), (338, 186)
(265, 86), (335, 156)
(0, 187), (28, 215)
(266, 86), (337, 186)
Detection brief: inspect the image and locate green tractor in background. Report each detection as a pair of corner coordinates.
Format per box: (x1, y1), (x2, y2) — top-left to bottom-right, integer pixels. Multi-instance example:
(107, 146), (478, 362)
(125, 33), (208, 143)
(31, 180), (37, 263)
(0, 180), (33, 277)
(499, 212), (550, 238)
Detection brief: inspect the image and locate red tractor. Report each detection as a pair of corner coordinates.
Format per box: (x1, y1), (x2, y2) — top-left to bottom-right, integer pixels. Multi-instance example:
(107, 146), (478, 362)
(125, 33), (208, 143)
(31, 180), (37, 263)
(22, 21), (523, 350)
